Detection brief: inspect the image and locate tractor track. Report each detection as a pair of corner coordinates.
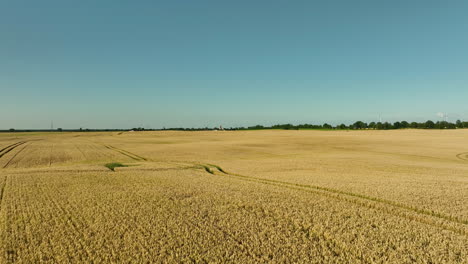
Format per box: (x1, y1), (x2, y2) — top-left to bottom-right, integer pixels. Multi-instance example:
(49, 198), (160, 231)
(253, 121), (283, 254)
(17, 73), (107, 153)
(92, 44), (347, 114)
(0, 175), (7, 210)
(199, 163), (467, 235)
(455, 152), (468, 161)
(0, 141), (28, 159)
(3, 142), (31, 168)
(0, 141), (26, 153)
(103, 145), (147, 161)
(0, 141), (36, 215)
(74, 144), (87, 160)
(48, 143), (54, 167)
(112, 146), (148, 161)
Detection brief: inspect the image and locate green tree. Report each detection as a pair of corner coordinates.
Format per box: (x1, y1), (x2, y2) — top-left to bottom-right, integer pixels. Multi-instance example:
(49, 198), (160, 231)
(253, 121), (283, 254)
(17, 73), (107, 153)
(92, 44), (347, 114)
(425, 120), (435, 129)
(353, 121), (366, 129)
(323, 123), (333, 129)
(249, 125), (265, 130)
(383, 122), (392, 130)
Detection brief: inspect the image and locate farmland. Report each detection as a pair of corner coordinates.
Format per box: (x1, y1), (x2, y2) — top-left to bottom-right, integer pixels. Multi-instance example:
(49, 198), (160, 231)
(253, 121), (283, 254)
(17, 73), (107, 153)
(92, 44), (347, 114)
(0, 130), (467, 263)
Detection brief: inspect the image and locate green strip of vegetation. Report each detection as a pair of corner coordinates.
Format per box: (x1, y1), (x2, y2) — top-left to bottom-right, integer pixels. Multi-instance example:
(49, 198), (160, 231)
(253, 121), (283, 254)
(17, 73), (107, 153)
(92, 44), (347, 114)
(105, 162), (128, 171)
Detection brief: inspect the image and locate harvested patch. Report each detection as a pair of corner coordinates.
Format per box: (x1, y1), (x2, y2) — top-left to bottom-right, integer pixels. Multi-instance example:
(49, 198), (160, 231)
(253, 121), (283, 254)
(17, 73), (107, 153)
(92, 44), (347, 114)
(105, 162), (128, 171)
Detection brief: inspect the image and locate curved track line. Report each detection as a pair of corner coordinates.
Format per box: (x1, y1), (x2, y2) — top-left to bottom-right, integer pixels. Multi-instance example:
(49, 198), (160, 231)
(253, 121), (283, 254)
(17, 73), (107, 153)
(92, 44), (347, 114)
(0, 141), (28, 159)
(103, 145), (147, 161)
(74, 144), (87, 160)
(112, 146), (148, 161)
(13, 147), (39, 169)
(200, 163), (467, 234)
(103, 145), (140, 160)
(0, 141), (26, 154)
(3, 142), (31, 168)
(0, 175), (7, 210)
(48, 143), (54, 167)
(455, 152), (468, 161)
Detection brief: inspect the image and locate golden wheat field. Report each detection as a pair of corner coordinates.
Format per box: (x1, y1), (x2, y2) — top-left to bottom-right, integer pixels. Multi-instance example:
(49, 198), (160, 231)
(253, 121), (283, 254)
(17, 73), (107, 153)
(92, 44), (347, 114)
(0, 130), (467, 263)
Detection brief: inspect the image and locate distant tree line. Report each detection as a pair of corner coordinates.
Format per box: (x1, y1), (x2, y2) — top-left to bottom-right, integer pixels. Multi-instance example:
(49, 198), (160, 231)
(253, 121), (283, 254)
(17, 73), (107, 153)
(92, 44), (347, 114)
(158, 120), (468, 131)
(3, 120), (468, 132)
(234, 120), (467, 130)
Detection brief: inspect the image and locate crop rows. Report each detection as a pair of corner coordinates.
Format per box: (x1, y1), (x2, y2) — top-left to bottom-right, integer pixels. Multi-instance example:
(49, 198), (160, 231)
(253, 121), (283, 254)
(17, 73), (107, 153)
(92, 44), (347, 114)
(7, 167), (468, 263)
(0, 131), (466, 263)
(199, 163), (467, 234)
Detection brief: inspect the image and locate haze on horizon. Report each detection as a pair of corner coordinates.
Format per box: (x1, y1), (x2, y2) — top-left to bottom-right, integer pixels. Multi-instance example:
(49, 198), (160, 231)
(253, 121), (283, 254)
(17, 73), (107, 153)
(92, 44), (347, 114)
(2, 0), (468, 129)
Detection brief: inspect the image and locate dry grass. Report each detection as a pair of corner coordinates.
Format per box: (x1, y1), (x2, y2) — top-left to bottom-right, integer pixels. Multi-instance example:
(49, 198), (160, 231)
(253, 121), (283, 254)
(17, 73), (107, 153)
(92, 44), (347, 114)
(0, 130), (467, 263)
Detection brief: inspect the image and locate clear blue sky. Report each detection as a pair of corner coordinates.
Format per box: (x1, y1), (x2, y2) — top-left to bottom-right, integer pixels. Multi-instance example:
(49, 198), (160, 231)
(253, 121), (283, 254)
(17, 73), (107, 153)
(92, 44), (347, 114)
(2, 0), (468, 129)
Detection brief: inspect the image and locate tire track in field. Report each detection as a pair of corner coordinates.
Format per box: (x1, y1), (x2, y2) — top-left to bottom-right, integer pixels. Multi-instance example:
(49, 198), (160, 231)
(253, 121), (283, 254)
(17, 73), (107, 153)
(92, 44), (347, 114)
(0, 141), (26, 154)
(0, 139), (42, 168)
(0, 140), (42, 159)
(13, 147), (39, 169)
(84, 140), (123, 160)
(2, 142), (31, 168)
(455, 152), (468, 161)
(110, 145), (148, 161)
(0, 175), (7, 211)
(103, 145), (147, 161)
(89, 143), (114, 159)
(200, 164), (467, 235)
(0, 174), (15, 263)
(0, 141), (28, 159)
(74, 144), (87, 160)
(48, 143), (54, 167)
